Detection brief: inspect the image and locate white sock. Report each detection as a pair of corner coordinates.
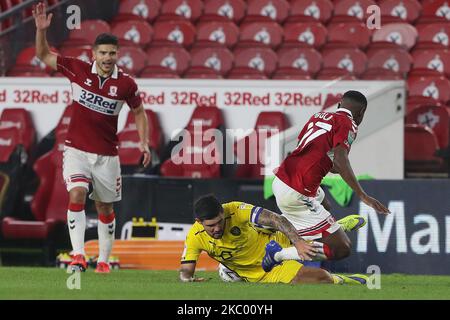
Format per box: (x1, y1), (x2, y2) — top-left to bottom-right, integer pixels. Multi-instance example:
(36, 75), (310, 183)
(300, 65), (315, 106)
(97, 215), (115, 263)
(67, 210), (86, 255)
(274, 247), (300, 262)
(274, 242), (328, 262)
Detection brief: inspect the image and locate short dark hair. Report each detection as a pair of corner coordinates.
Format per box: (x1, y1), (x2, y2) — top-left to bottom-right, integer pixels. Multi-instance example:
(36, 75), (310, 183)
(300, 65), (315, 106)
(194, 194), (223, 221)
(342, 90), (367, 109)
(94, 33), (118, 47)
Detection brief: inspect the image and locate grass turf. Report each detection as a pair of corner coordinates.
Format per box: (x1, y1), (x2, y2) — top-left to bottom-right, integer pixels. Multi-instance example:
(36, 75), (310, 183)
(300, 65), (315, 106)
(0, 267), (449, 300)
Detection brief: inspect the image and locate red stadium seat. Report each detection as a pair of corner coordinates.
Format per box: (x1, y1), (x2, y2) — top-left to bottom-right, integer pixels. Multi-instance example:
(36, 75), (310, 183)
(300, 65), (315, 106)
(322, 48), (367, 76)
(316, 67), (357, 80)
(183, 67), (223, 79)
(160, 106), (224, 178)
(118, 0), (162, 22)
(277, 47), (322, 76)
(196, 21), (239, 49)
(227, 67), (268, 79)
(404, 124), (444, 173)
(287, 0), (333, 24)
(139, 66), (180, 78)
(417, 23), (450, 50)
(190, 47), (234, 76)
(120, 109), (163, 159)
(366, 48), (412, 75)
(118, 130), (145, 168)
(407, 76), (450, 104)
(153, 20), (196, 48)
(14, 46), (58, 73)
(6, 68), (51, 77)
(235, 112), (289, 179)
(406, 95), (442, 115)
(360, 68), (404, 80)
(0, 0), (12, 30)
(333, 0), (377, 21)
(239, 22), (283, 49)
(123, 109), (163, 154)
(272, 67), (312, 79)
(116, 47), (147, 75)
(111, 20), (153, 47)
(233, 47), (278, 76)
(0, 127), (20, 164)
(246, 0), (290, 23)
(406, 105), (450, 149)
(422, 0), (450, 21)
(2, 132), (68, 240)
(146, 46), (190, 75)
(55, 104), (73, 136)
(0, 108), (36, 155)
(411, 49), (450, 77)
(283, 22), (328, 50)
(327, 22), (371, 50)
(372, 23), (418, 51)
(59, 46), (92, 63)
(68, 19), (111, 44)
(379, 0), (421, 23)
(161, 0), (203, 22)
(203, 0), (246, 23)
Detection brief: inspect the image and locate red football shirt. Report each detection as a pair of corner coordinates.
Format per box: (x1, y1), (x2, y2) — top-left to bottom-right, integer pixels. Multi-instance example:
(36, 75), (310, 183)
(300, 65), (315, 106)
(275, 108), (358, 197)
(57, 56), (142, 155)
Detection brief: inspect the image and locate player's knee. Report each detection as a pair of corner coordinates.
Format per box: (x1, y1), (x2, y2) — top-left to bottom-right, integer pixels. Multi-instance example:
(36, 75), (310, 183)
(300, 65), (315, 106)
(69, 187), (87, 204)
(316, 269), (334, 284)
(333, 241), (352, 260)
(95, 202), (113, 215)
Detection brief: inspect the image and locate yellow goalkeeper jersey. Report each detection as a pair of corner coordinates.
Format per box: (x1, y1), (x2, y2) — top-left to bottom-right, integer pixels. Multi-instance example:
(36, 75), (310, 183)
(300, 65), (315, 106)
(181, 201), (298, 282)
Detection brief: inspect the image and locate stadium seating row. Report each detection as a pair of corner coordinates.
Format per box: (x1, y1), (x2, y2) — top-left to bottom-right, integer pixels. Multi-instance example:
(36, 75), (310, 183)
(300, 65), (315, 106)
(1, 103), (449, 181)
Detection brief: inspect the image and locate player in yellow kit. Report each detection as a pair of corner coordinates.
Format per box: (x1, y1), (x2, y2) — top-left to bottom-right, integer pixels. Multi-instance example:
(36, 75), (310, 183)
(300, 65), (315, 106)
(180, 194), (367, 285)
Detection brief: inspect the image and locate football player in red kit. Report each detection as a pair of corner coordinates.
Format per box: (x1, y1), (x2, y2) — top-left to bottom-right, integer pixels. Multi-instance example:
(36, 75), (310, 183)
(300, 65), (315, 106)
(263, 90), (390, 272)
(33, 2), (151, 273)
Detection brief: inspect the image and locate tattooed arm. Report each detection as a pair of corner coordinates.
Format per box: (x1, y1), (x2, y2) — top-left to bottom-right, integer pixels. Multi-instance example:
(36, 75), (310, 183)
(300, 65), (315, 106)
(256, 209), (317, 260)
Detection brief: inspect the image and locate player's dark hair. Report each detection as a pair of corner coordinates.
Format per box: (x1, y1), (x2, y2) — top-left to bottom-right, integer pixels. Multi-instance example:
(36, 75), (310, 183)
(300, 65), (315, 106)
(342, 90), (367, 109)
(94, 33), (119, 47)
(194, 194), (223, 221)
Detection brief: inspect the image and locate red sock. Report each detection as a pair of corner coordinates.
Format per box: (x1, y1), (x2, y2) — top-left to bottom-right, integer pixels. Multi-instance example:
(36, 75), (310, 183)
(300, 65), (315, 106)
(98, 212), (115, 224)
(68, 202), (84, 212)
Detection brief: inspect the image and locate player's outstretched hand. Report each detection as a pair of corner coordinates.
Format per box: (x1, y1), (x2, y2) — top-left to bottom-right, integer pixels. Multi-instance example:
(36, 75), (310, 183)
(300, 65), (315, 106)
(360, 193), (390, 215)
(32, 2), (53, 30)
(140, 143), (151, 168)
(294, 239), (318, 261)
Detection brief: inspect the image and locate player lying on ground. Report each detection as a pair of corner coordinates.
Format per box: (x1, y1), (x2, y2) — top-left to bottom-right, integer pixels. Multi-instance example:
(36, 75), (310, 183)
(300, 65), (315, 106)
(179, 195), (367, 285)
(33, 2), (151, 273)
(270, 90), (390, 266)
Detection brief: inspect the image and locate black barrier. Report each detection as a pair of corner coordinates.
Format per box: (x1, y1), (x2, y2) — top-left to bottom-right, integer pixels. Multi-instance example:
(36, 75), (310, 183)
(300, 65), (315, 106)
(115, 177), (450, 275)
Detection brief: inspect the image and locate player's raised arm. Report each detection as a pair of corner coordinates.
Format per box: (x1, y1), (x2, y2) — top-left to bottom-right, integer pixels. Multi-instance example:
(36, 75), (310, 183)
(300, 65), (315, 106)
(179, 262), (206, 282)
(255, 209), (317, 261)
(333, 144), (390, 215)
(33, 2), (57, 70)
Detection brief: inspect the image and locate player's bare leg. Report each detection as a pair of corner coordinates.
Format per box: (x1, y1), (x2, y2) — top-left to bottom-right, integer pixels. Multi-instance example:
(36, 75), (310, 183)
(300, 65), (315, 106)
(290, 266), (334, 284)
(320, 228), (352, 260)
(67, 187), (88, 271)
(95, 201), (116, 273)
(290, 266), (368, 285)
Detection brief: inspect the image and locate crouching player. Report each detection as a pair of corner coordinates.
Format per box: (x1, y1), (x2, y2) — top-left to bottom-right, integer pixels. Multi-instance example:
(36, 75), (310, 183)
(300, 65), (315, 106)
(179, 195), (367, 285)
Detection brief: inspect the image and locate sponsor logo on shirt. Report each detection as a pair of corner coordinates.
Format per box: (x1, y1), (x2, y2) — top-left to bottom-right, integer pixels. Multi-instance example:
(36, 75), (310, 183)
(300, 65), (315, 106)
(72, 83), (124, 115)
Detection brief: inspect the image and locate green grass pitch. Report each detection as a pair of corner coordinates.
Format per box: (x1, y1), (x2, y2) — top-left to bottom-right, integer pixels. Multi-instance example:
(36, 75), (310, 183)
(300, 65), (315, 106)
(0, 267), (449, 300)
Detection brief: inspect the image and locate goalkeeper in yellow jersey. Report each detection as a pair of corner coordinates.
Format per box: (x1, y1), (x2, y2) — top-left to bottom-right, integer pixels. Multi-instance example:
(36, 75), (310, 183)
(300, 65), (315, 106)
(180, 194), (367, 285)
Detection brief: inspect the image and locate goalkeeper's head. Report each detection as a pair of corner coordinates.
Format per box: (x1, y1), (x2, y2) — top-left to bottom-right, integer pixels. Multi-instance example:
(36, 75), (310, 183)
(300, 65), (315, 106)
(194, 194), (225, 239)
